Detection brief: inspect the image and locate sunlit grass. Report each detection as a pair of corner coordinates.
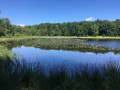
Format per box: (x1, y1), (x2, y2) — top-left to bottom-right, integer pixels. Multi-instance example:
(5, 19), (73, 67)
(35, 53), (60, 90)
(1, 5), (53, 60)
(0, 45), (11, 60)
(0, 36), (120, 42)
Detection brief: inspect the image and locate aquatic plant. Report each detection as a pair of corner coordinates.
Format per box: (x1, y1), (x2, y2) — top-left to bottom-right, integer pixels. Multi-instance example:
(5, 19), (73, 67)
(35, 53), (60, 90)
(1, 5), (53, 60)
(1, 38), (120, 54)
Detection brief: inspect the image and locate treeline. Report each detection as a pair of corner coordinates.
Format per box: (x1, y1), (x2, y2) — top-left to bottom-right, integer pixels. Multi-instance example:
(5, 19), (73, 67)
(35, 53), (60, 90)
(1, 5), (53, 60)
(0, 18), (120, 36)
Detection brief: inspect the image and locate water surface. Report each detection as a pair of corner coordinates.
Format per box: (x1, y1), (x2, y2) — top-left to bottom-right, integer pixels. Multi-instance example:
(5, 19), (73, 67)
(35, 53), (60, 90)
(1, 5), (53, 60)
(12, 46), (120, 67)
(84, 39), (120, 48)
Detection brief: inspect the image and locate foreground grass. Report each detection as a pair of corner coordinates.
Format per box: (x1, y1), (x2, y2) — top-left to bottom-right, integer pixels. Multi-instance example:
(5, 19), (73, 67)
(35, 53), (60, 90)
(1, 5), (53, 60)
(0, 57), (120, 90)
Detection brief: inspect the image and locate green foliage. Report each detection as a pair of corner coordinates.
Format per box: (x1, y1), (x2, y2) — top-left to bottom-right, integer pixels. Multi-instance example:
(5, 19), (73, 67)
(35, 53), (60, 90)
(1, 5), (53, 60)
(0, 18), (120, 37)
(91, 24), (99, 36)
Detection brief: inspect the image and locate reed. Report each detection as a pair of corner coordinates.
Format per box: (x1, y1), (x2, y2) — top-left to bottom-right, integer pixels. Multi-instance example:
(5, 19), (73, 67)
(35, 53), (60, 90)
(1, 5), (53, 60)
(0, 55), (120, 90)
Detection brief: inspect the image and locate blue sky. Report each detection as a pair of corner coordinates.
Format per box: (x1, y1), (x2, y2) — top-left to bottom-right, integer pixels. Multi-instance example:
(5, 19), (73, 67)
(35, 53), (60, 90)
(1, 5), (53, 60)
(0, 0), (120, 25)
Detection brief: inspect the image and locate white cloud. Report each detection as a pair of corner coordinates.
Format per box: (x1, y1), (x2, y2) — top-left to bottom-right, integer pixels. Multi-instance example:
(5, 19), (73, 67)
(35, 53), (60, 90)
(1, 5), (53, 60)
(18, 24), (25, 27)
(85, 17), (94, 21)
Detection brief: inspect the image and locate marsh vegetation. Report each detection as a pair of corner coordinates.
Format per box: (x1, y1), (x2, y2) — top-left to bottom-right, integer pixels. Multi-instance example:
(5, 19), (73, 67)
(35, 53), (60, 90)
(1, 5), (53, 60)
(0, 37), (120, 89)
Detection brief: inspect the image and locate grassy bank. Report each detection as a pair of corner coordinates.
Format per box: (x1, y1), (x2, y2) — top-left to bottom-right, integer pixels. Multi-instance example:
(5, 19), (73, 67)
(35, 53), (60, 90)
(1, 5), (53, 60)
(0, 36), (120, 42)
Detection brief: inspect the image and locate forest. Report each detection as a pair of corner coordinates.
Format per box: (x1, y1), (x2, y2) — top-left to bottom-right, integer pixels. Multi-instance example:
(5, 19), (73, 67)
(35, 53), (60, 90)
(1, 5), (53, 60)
(0, 18), (120, 36)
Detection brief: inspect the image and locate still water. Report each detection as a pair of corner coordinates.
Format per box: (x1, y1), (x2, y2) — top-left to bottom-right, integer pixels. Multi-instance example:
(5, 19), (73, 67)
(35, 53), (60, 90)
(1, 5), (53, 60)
(84, 39), (120, 48)
(12, 45), (120, 67)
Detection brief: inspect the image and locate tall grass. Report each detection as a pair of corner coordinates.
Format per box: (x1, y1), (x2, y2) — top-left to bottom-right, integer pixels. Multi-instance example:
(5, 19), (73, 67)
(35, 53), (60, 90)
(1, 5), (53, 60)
(0, 56), (120, 90)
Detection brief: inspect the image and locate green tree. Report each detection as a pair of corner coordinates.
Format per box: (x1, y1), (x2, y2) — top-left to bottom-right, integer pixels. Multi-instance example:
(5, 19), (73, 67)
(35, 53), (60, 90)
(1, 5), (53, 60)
(91, 24), (99, 36)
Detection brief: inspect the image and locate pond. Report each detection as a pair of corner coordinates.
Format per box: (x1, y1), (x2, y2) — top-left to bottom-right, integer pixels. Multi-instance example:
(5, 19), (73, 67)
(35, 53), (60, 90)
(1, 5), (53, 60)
(12, 46), (120, 65)
(10, 38), (120, 69)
